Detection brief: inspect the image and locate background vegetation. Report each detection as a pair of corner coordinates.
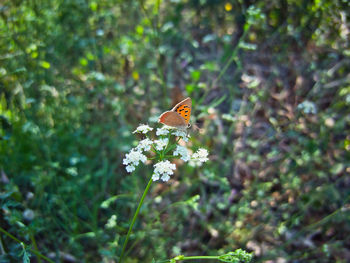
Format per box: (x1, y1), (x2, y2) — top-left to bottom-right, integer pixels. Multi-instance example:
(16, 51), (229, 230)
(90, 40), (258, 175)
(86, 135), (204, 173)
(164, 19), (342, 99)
(1, 0), (350, 262)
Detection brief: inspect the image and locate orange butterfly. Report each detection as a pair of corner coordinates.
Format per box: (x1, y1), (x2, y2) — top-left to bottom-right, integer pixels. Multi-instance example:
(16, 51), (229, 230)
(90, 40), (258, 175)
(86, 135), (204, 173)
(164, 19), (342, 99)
(158, 97), (192, 129)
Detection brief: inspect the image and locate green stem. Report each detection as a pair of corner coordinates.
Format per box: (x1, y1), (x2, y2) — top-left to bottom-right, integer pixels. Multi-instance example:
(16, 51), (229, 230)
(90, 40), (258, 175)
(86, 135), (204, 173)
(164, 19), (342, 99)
(29, 231), (42, 263)
(159, 133), (171, 160)
(212, 25), (250, 87)
(0, 227), (54, 263)
(178, 256), (218, 260)
(119, 177), (153, 263)
(168, 255), (219, 262)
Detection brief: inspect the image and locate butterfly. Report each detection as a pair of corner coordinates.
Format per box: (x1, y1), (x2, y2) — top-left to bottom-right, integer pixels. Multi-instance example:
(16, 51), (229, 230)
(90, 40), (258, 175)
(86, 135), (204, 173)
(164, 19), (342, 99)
(158, 97), (192, 129)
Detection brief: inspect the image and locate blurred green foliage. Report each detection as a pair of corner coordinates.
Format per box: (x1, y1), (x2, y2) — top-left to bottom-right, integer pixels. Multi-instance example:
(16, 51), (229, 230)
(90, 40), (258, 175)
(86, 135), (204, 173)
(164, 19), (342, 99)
(1, 0), (350, 262)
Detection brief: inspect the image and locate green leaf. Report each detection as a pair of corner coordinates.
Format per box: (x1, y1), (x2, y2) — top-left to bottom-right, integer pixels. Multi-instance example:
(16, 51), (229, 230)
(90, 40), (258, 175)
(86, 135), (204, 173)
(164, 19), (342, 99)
(39, 61), (50, 69)
(89, 2), (98, 11)
(190, 70), (201, 82)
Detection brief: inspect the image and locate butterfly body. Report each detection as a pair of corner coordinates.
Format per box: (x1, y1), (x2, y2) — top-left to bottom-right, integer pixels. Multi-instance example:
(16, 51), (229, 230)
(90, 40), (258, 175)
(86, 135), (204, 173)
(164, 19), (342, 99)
(158, 97), (192, 129)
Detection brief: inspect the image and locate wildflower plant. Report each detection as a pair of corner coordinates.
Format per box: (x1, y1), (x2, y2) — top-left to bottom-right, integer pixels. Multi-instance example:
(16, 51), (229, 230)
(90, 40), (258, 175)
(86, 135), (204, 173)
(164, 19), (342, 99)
(120, 124), (251, 263)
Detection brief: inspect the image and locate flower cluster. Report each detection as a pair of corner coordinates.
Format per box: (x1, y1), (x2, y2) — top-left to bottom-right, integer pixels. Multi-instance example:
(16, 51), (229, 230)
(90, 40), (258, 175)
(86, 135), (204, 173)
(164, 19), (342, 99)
(133, 124), (153, 134)
(173, 145), (190, 162)
(297, 100), (317, 114)
(152, 160), (176, 181)
(156, 125), (190, 142)
(190, 148), (209, 167)
(154, 138), (169, 151)
(123, 124), (209, 182)
(123, 149), (147, 173)
(105, 215), (117, 229)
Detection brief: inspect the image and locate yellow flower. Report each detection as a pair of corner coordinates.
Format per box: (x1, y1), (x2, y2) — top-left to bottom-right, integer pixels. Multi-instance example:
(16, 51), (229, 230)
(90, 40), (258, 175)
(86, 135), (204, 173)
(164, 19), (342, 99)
(225, 2), (233, 12)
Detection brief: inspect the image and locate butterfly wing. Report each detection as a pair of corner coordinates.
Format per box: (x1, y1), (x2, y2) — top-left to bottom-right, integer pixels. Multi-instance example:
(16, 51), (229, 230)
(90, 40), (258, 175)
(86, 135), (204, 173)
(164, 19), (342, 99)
(171, 97), (191, 125)
(158, 111), (187, 127)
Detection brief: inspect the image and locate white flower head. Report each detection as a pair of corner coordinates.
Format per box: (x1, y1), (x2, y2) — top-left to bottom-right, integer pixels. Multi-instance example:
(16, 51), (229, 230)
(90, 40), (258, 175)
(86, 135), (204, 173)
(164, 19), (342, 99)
(154, 138), (169, 151)
(173, 145), (190, 162)
(126, 165), (136, 173)
(152, 160), (176, 182)
(189, 148), (209, 167)
(133, 124), (153, 134)
(297, 100), (317, 114)
(123, 149), (147, 173)
(172, 129), (190, 142)
(23, 209), (35, 221)
(156, 126), (173, 136)
(136, 138), (153, 152)
(105, 215), (117, 229)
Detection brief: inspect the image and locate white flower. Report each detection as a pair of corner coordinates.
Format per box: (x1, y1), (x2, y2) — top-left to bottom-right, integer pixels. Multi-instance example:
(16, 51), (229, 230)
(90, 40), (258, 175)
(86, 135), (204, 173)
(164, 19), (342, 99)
(161, 174), (170, 182)
(152, 173), (160, 181)
(156, 126), (172, 136)
(297, 101), (317, 114)
(123, 149), (147, 173)
(126, 165), (135, 173)
(123, 150), (147, 165)
(172, 129), (190, 142)
(154, 138), (169, 151)
(105, 215), (117, 229)
(192, 148), (209, 162)
(173, 145), (190, 162)
(23, 209), (35, 221)
(133, 124), (153, 134)
(189, 148), (209, 167)
(136, 138), (153, 152)
(152, 160), (176, 182)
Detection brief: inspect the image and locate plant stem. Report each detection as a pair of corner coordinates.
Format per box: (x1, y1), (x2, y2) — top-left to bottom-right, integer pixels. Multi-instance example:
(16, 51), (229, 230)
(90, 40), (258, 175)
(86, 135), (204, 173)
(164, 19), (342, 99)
(119, 177), (153, 263)
(169, 255), (219, 262)
(0, 227), (54, 263)
(29, 231), (42, 263)
(212, 25), (250, 88)
(178, 256), (218, 260)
